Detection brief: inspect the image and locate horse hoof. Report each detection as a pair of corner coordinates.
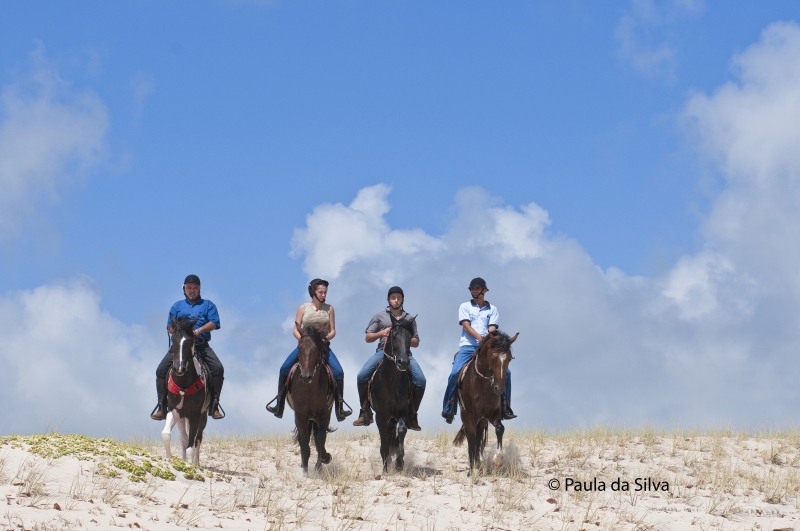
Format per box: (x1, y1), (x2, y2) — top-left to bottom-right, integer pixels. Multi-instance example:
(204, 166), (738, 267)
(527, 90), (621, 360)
(395, 461), (404, 471)
(321, 453), (332, 465)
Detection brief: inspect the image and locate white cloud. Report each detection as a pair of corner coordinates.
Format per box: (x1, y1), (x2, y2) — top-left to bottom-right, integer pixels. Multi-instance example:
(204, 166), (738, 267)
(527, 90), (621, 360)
(0, 279), (155, 436)
(614, 0), (703, 79)
(289, 22), (800, 428)
(130, 71), (155, 114)
(0, 43), (108, 237)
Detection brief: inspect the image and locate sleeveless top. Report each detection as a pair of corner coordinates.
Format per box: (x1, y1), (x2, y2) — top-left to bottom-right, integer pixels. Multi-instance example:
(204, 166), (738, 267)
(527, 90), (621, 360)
(301, 302), (331, 334)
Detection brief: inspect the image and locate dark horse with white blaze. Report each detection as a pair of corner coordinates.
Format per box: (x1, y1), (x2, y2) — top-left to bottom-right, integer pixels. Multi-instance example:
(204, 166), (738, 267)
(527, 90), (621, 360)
(453, 330), (518, 473)
(162, 316), (210, 465)
(287, 327), (334, 475)
(370, 314), (417, 472)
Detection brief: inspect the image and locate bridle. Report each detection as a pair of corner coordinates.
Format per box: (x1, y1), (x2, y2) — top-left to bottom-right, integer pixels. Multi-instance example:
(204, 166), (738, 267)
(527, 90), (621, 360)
(382, 325), (408, 371)
(299, 334), (325, 380)
(473, 342), (495, 384)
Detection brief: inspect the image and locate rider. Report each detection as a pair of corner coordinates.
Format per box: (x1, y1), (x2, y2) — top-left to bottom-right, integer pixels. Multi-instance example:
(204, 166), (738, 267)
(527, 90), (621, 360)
(266, 279), (352, 422)
(441, 277), (515, 423)
(353, 286), (426, 431)
(150, 274), (225, 421)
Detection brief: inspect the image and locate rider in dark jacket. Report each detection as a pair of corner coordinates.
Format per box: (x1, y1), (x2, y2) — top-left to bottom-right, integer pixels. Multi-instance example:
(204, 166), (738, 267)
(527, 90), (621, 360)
(150, 275), (225, 421)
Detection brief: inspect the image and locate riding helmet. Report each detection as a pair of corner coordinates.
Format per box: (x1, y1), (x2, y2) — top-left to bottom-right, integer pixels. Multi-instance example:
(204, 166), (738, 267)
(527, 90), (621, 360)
(469, 277), (487, 289)
(387, 286), (404, 299)
(308, 278), (329, 297)
(184, 274), (201, 285)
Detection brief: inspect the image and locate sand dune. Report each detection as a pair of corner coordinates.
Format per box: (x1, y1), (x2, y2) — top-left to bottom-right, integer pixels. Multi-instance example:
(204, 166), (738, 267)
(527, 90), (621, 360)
(0, 429), (799, 530)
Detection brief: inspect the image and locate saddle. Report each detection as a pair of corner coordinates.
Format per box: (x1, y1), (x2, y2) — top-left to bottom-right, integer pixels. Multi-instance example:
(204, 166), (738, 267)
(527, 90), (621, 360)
(284, 361), (335, 412)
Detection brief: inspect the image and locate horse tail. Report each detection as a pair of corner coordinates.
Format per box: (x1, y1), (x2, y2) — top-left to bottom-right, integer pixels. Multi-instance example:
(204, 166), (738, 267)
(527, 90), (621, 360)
(453, 425), (466, 446)
(292, 427), (299, 444)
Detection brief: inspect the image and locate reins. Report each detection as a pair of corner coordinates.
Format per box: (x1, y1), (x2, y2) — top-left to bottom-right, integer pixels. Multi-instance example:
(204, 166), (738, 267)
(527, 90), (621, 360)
(472, 342), (496, 384)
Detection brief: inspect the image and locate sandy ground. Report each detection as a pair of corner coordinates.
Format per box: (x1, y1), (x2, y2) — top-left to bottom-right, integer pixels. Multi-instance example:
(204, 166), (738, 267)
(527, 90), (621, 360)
(1, 429), (800, 530)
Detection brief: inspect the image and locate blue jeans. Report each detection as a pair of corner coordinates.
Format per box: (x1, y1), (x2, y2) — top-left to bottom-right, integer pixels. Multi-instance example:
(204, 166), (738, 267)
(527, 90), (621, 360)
(279, 347), (344, 391)
(356, 350), (427, 389)
(442, 345), (511, 414)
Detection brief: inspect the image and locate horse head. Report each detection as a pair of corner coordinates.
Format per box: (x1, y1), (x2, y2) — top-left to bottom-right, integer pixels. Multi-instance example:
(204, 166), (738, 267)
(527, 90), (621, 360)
(298, 327), (326, 383)
(170, 315), (199, 376)
(386, 314), (416, 372)
(479, 330), (519, 395)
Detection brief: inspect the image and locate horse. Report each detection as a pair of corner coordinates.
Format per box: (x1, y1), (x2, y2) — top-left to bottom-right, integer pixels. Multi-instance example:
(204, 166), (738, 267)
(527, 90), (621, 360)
(453, 330), (518, 473)
(160, 316), (210, 465)
(287, 327), (334, 475)
(370, 314), (417, 472)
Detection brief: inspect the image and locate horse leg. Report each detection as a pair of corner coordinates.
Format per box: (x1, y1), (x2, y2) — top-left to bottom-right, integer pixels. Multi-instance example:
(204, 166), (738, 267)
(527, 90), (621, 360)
(177, 413), (189, 461)
(297, 418), (312, 475)
(395, 418), (407, 471)
(492, 420), (505, 467)
(185, 418), (196, 465)
(193, 414), (207, 466)
(314, 419), (331, 468)
(377, 419), (391, 473)
(465, 426), (477, 476)
(162, 410), (175, 459)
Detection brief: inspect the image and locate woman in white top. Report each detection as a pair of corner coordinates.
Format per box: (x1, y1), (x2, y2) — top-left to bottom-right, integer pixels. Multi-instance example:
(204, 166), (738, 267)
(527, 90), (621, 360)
(266, 279), (351, 421)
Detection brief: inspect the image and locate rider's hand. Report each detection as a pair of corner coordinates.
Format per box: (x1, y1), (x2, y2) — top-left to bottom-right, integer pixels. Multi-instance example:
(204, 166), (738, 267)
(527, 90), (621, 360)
(193, 329), (200, 336)
(381, 328), (392, 337)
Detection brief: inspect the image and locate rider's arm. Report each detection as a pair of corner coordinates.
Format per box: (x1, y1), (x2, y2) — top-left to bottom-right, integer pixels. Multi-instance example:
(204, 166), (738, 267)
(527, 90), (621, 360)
(461, 321), (483, 342)
(410, 337), (419, 348)
(326, 306), (336, 341)
(194, 321), (217, 336)
(366, 328), (391, 343)
(488, 305), (499, 333)
(293, 305), (304, 341)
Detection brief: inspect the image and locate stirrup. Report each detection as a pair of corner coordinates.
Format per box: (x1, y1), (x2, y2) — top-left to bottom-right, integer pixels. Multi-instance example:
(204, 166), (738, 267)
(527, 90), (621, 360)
(266, 395), (280, 413)
(150, 403), (166, 421)
(210, 402), (225, 419)
(336, 399), (353, 421)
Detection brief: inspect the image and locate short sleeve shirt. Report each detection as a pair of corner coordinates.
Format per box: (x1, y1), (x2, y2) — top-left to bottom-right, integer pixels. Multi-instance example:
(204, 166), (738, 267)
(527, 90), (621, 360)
(365, 308), (420, 352)
(166, 298), (221, 341)
(458, 300), (499, 347)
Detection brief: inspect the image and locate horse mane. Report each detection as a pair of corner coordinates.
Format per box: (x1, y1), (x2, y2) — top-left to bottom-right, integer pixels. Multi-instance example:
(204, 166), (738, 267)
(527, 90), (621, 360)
(477, 329), (513, 352)
(172, 316), (196, 335)
(301, 326), (328, 353)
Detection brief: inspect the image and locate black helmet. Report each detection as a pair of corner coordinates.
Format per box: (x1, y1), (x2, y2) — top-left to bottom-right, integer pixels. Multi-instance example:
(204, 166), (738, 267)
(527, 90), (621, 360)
(308, 278), (329, 297)
(387, 286), (404, 299)
(469, 277), (487, 289)
(184, 274), (201, 285)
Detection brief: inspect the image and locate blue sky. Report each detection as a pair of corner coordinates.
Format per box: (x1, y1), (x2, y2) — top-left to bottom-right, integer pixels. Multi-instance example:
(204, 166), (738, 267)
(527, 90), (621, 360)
(2, 1), (800, 436)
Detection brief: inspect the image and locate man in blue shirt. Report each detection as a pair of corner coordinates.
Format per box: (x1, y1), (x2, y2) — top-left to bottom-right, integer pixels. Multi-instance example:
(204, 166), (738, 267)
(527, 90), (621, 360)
(150, 275), (225, 421)
(441, 277), (515, 423)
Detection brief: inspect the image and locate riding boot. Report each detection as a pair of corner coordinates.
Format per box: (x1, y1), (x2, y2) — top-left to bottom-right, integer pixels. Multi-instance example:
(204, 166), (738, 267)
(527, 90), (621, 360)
(441, 393), (458, 424)
(209, 376), (225, 419)
(500, 394), (517, 420)
(352, 379), (372, 426)
(266, 374), (288, 418)
(150, 378), (168, 421)
(408, 386), (424, 431)
(334, 379), (352, 422)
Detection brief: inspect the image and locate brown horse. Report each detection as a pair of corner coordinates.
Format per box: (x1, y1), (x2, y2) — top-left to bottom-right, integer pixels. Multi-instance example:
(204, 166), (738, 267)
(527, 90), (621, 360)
(287, 327), (334, 475)
(453, 330), (518, 473)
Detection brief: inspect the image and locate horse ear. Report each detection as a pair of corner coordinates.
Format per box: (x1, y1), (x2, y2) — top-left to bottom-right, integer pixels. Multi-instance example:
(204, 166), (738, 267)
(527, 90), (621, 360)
(189, 317), (199, 328)
(509, 332), (519, 344)
(408, 314), (418, 323)
(170, 314), (177, 327)
(389, 313), (398, 324)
